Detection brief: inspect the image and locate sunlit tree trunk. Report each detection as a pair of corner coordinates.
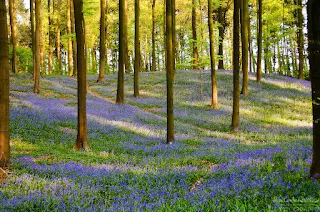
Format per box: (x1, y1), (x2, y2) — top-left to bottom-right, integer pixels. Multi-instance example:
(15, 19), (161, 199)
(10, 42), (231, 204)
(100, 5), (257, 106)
(192, 0), (199, 70)
(71, 0), (77, 76)
(33, 0), (41, 94)
(208, 0), (217, 109)
(297, 0), (304, 80)
(134, 0), (140, 97)
(73, 0), (88, 151)
(151, 0), (156, 72)
(232, 0), (240, 131)
(67, 0), (73, 76)
(116, 0), (125, 104)
(256, 0), (262, 82)
(97, 0), (106, 82)
(124, 0), (129, 72)
(9, 0), (17, 73)
(56, 0), (62, 73)
(31, 0), (35, 78)
(308, 0), (320, 179)
(0, 0), (10, 168)
(48, 0), (53, 74)
(241, 0), (249, 96)
(217, 5), (225, 70)
(39, 1), (44, 74)
(166, 0), (174, 143)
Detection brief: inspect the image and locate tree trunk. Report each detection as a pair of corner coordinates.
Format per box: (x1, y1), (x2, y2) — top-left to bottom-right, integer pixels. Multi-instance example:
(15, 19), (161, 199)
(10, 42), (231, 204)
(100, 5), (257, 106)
(217, 6), (224, 70)
(48, 0), (53, 74)
(56, 0), (62, 73)
(33, 0), (41, 94)
(166, 0), (174, 143)
(151, 0), (156, 72)
(232, 0), (240, 131)
(248, 8), (252, 73)
(134, 0), (140, 97)
(208, 0), (217, 109)
(39, 1), (44, 74)
(117, 0), (125, 104)
(31, 0), (35, 78)
(256, 0), (262, 82)
(241, 0), (249, 96)
(297, 0), (304, 80)
(124, 0), (129, 73)
(67, 0), (73, 76)
(308, 0), (320, 179)
(73, 0), (88, 151)
(9, 0), (17, 73)
(71, 0), (77, 77)
(192, 0), (199, 70)
(97, 0), (106, 82)
(0, 0), (10, 168)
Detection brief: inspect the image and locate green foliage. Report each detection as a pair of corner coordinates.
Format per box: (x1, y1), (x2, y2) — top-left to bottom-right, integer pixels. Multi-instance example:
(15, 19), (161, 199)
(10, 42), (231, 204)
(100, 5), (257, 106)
(9, 46), (33, 73)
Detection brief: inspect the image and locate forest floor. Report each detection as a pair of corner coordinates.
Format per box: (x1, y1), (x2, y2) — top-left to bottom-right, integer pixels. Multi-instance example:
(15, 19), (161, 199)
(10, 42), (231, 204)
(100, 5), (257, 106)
(1, 69), (319, 211)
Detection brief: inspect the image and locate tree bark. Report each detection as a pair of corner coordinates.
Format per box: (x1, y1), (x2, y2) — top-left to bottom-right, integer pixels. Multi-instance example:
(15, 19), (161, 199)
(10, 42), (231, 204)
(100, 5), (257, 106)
(39, 1), (44, 74)
(231, 0), (240, 131)
(241, 0), (249, 96)
(208, 0), (217, 109)
(71, 0), (77, 76)
(256, 0), (262, 82)
(0, 0), (10, 168)
(56, 0), (62, 73)
(9, 0), (17, 73)
(217, 5), (225, 70)
(124, 0), (129, 72)
(73, 0), (88, 151)
(48, 0), (53, 74)
(134, 0), (140, 97)
(308, 0), (320, 179)
(67, 0), (73, 76)
(192, 0), (199, 70)
(31, 0), (35, 78)
(151, 0), (156, 72)
(116, 0), (125, 104)
(97, 0), (106, 82)
(33, 0), (41, 94)
(297, 0), (304, 80)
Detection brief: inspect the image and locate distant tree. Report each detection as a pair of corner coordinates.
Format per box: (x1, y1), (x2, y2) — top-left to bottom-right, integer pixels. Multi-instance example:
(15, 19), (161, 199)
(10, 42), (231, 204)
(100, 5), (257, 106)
(48, 0), (53, 74)
(308, 0), (320, 179)
(124, 0), (129, 72)
(33, 0), (41, 94)
(71, 0), (77, 76)
(166, 0), (175, 143)
(231, 0), (240, 131)
(30, 0), (35, 78)
(296, 0), (304, 80)
(0, 0), (10, 168)
(241, 0), (249, 96)
(56, 0), (62, 73)
(9, 0), (17, 73)
(97, 0), (106, 82)
(256, 0), (262, 82)
(39, 1), (44, 75)
(74, 0), (88, 151)
(208, 0), (217, 109)
(116, 0), (125, 104)
(192, 0), (199, 70)
(67, 0), (74, 76)
(134, 0), (140, 97)
(151, 0), (156, 72)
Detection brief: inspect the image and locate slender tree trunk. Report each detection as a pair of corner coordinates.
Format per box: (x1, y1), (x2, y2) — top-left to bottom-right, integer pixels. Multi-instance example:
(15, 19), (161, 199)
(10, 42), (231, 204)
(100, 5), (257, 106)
(71, 0), (77, 76)
(39, 2), (44, 74)
(124, 0), (129, 72)
(217, 6), (224, 70)
(9, 0), (17, 73)
(73, 0), (88, 151)
(0, 0), (10, 168)
(248, 10), (253, 73)
(166, 0), (174, 143)
(151, 0), (157, 72)
(297, 0), (304, 80)
(56, 0), (62, 73)
(163, 0), (166, 71)
(97, 0), (106, 82)
(31, 0), (35, 78)
(117, 0), (125, 104)
(256, 0), (262, 82)
(208, 0), (217, 109)
(48, 0), (53, 74)
(241, 0), (249, 96)
(67, 0), (73, 76)
(308, 0), (320, 179)
(134, 0), (140, 97)
(172, 0), (176, 71)
(33, 0), (41, 94)
(192, 0), (199, 70)
(232, 0), (240, 131)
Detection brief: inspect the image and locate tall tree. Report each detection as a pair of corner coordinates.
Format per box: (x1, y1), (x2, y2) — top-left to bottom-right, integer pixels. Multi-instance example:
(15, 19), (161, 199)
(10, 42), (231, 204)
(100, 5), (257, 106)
(33, 0), (41, 94)
(134, 0), (140, 97)
(166, 0), (174, 143)
(124, 0), (129, 72)
(192, 0), (199, 70)
(30, 0), (35, 78)
(116, 0), (125, 104)
(97, 0), (106, 82)
(71, 0), (77, 76)
(48, 0), (53, 74)
(9, 0), (17, 73)
(56, 0), (62, 73)
(39, 1), (44, 74)
(297, 0), (304, 80)
(256, 0), (262, 82)
(151, 0), (156, 72)
(73, 0), (88, 151)
(241, 0), (249, 96)
(67, 0), (73, 76)
(0, 0), (10, 168)
(308, 0), (320, 179)
(231, 0), (240, 131)
(208, 0), (217, 109)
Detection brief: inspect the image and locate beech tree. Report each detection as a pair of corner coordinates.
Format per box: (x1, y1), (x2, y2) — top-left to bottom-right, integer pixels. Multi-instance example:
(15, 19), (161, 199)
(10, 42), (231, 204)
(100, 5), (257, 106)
(116, 0), (125, 104)
(241, 0), (249, 96)
(308, 0), (320, 179)
(192, 0), (199, 70)
(151, 0), (156, 72)
(9, 0), (17, 73)
(134, 0), (140, 97)
(74, 0), (88, 150)
(256, 0), (262, 82)
(0, 0), (10, 167)
(67, 0), (73, 76)
(296, 0), (304, 80)
(33, 0), (41, 94)
(97, 0), (106, 82)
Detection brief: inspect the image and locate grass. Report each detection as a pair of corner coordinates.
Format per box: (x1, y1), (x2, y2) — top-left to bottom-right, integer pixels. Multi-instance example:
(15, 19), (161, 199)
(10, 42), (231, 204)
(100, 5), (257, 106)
(1, 70), (319, 211)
